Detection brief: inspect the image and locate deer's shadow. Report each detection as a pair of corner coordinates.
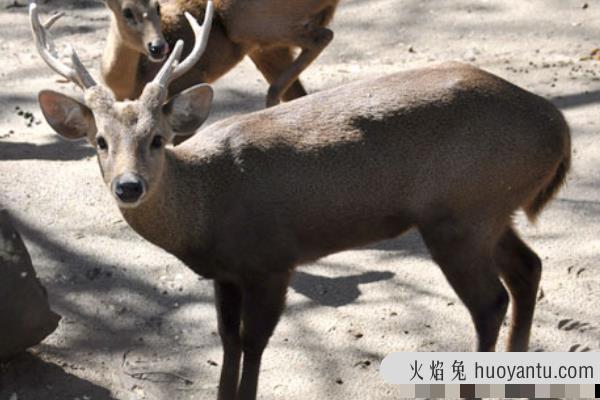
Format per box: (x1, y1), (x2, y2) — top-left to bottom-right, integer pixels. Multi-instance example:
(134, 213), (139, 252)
(290, 270), (395, 307)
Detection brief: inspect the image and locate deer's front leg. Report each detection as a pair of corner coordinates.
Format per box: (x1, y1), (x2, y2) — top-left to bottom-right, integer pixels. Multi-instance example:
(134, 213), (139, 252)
(236, 271), (291, 400)
(215, 280), (243, 400)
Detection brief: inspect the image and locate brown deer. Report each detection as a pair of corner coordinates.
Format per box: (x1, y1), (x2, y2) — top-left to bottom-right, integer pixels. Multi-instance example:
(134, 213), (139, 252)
(100, 0), (339, 106)
(31, 3), (570, 399)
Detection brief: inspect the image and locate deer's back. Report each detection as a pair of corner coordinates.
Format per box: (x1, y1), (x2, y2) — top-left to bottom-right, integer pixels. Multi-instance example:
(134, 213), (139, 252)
(187, 62), (567, 194)
(218, 0), (339, 46)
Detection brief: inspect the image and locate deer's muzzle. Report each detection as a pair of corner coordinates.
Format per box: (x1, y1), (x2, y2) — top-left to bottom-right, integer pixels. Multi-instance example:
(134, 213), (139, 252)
(112, 172), (146, 206)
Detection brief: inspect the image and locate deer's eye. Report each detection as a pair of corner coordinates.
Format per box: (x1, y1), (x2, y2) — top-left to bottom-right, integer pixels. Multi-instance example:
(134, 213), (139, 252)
(150, 135), (164, 149)
(122, 8), (135, 21)
(96, 136), (108, 151)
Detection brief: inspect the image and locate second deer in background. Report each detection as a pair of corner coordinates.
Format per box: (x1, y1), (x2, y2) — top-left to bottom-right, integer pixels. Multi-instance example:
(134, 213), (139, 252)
(101, 0), (339, 106)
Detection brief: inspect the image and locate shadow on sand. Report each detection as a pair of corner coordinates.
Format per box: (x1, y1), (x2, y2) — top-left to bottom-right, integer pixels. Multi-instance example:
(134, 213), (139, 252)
(0, 352), (116, 400)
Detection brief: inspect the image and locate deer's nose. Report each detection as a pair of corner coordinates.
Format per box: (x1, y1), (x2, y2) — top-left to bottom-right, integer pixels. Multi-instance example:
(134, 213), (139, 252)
(112, 173), (145, 204)
(148, 40), (168, 60)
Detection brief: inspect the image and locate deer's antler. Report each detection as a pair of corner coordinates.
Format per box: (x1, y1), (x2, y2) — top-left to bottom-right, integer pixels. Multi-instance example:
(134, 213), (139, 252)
(30, 2), (96, 89)
(153, 1), (214, 89)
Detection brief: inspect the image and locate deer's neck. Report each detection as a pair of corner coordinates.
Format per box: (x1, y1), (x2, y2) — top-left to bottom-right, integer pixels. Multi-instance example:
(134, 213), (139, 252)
(101, 20), (143, 101)
(118, 150), (217, 266)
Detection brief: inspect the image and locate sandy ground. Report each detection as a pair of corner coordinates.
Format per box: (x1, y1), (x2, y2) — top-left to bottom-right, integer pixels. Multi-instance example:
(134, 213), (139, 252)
(0, 0), (599, 399)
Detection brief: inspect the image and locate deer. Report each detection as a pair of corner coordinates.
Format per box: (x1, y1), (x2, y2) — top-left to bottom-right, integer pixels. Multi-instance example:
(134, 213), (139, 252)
(100, 0), (339, 107)
(31, 3), (571, 399)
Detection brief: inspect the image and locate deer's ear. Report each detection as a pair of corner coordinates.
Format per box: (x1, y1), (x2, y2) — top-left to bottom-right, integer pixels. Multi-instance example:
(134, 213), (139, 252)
(162, 84), (213, 136)
(38, 90), (97, 141)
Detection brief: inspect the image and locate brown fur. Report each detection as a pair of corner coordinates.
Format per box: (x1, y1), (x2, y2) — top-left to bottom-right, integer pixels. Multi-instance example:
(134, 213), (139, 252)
(39, 63), (570, 399)
(102, 0), (339, 105)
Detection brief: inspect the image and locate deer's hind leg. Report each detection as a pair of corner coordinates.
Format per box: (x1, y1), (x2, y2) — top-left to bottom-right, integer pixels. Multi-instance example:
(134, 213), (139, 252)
(419, 217), (509, 351)
(494, 227), (542, 351)
(249, 47), (308, 102)
(264, 8), (335, 107)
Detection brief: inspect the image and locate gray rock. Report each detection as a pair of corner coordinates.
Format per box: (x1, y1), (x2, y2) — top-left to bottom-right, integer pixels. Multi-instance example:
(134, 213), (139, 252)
(0, 210), (60, 360)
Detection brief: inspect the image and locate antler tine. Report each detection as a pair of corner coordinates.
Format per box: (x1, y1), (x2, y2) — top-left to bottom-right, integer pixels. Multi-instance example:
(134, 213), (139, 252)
(151, 0), (214, 90)
(43, 11), (65, 29)
(170, 1), (214, 82)
(153, 40), (185, 89)
(68, 45), (97, 88)
(29, 3), (96, 89)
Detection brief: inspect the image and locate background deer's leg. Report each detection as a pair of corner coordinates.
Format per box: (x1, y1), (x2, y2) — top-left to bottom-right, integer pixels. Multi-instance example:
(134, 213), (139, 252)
(265, 27), (333, 107)
(249, 47), (307, 102)
(494, 227), (542, 351)
(215, 280), (243, 400)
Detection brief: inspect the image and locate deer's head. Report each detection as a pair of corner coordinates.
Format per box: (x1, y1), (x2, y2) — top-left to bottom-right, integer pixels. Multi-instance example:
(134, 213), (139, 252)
(31, 2), (215, 208)
(103, 0), (167, 61)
